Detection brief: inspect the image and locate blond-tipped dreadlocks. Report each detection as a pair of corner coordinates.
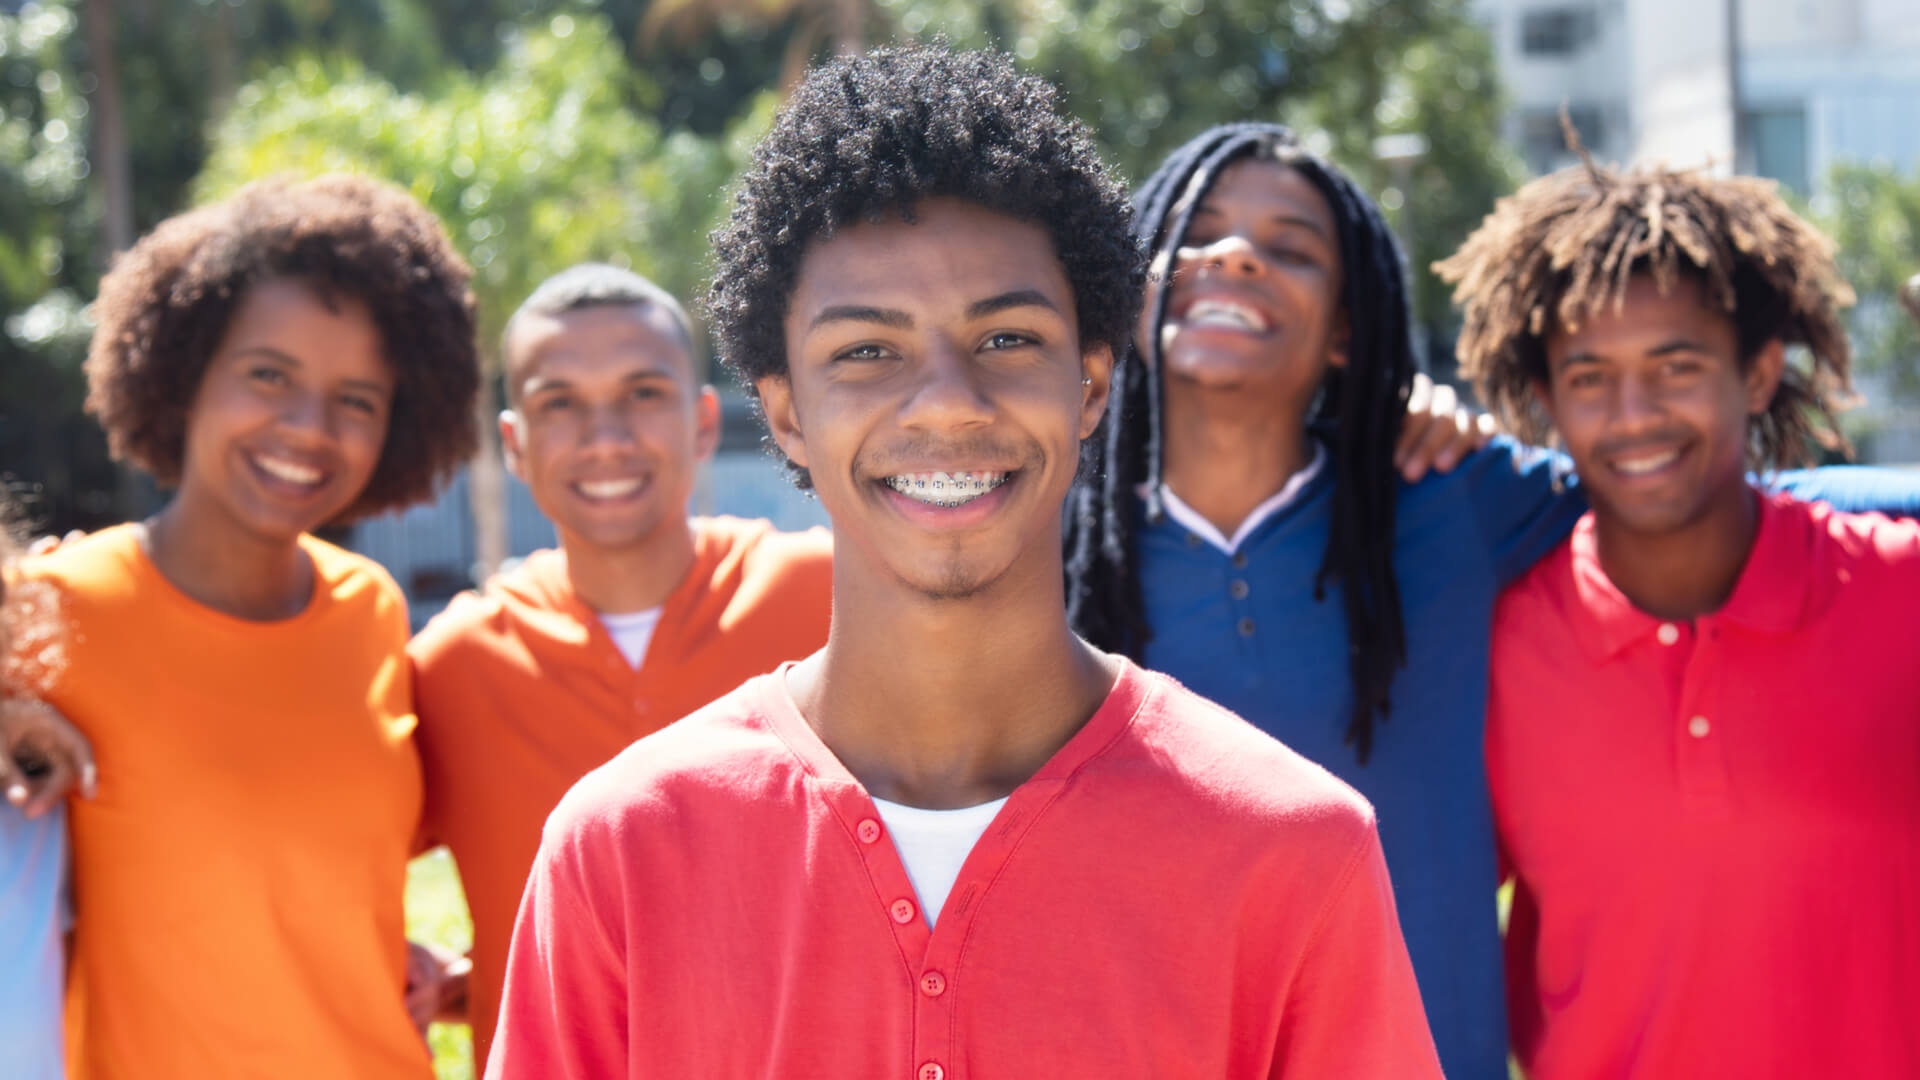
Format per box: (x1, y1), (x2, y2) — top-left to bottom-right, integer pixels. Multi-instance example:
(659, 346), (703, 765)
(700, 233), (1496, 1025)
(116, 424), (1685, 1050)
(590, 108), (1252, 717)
(1435, 147), (1857, 470)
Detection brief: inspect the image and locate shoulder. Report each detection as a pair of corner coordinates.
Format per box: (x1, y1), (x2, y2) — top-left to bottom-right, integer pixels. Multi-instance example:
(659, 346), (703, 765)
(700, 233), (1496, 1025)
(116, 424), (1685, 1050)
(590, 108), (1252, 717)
(18, 524), (143, 598)
(302, 533), (407, 613)
(1796, 495), (1920, 574)
(1121, 670), (1378, 841)
(699, 516), (832, 576)
(407, 550), (563, 667)
(541, 676), (793, 843)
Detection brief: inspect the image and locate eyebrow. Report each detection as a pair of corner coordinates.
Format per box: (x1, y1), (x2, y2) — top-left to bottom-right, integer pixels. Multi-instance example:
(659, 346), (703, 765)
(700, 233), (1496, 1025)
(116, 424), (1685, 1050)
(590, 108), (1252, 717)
(806, 289), (1062, 332)
(808, 305), (913, 331)
(233, 345), (389, 396)
(1190, 203), (1330, 239)
(1557, 337), (1709, 371)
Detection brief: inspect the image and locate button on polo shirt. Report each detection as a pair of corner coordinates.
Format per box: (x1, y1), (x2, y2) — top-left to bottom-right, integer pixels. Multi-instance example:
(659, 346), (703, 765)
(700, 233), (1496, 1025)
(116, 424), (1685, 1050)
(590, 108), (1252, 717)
(487, 661), (1442, 1078)
(1488, 493), (1920, 1079)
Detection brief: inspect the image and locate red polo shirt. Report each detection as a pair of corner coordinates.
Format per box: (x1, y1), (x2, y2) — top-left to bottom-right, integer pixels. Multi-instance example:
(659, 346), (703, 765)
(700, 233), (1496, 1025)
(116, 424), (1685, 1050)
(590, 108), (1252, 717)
(486, 659), (1440, 1079)
(1488, 491), (1920, 1078)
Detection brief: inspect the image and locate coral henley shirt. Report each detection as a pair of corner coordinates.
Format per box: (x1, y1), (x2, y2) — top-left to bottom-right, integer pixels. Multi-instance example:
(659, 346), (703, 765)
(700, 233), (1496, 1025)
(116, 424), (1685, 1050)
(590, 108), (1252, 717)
(1488, 492), (1920, 1078)
(487, 659), (1441, 1079)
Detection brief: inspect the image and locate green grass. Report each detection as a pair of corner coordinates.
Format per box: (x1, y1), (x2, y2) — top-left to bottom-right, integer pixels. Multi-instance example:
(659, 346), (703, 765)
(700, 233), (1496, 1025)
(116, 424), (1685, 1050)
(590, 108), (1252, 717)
(405, 847), (476, 1080)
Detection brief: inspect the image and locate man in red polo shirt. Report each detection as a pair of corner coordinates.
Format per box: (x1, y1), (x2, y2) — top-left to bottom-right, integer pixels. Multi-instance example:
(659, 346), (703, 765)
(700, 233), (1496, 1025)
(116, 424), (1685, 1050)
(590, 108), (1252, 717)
(486, 46), (1440, 1079)
(1440, 159), (1920, 1076)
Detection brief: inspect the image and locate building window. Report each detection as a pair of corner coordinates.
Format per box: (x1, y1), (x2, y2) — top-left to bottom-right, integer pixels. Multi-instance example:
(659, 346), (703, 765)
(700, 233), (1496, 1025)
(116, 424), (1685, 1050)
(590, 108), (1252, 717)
(1521, 6), (1598, 56)
(1745, 106), (1809, 193)
(1520, 105), (1605, 175)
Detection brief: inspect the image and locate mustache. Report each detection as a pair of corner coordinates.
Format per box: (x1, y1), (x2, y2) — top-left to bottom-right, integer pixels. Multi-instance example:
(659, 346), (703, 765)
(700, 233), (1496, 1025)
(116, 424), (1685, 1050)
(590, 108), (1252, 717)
(1591, 429), (1692, 461)
(857, 435), (1037, 475)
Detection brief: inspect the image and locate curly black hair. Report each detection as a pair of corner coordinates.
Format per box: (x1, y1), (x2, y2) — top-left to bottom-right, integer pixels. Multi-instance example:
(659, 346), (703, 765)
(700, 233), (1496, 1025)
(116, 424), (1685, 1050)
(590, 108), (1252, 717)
(1436, 152), (1855, 469)
(706, 44), (1145, 488)
(1066, 123), (1417, 765)
(85, 174), (481, 522)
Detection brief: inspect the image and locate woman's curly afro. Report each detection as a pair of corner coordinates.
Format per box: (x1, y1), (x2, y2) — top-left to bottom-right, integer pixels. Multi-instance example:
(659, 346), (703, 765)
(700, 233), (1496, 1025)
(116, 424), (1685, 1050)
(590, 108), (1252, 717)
(85, 173), (481, 522)
(706, 45), (1145, 487)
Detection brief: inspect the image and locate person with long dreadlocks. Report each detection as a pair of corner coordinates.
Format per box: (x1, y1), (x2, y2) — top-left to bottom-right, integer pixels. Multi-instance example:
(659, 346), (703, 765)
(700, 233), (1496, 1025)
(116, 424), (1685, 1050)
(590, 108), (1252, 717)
(1440, 158), (1920, 1077)
(1064, 122), (1920, 1077)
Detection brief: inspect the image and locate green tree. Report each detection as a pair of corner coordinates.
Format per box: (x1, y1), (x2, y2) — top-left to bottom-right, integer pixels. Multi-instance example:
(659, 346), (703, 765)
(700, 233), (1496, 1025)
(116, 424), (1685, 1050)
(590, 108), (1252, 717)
(1817, 162), (1920, 393)
(195, 13), (772, 573)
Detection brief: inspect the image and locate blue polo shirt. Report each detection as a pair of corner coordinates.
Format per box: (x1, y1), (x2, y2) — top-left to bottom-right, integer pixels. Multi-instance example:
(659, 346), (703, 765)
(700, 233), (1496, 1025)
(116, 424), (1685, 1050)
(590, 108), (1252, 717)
(1, 802), (68, 1080)
(1136, 436), (1919, 1078)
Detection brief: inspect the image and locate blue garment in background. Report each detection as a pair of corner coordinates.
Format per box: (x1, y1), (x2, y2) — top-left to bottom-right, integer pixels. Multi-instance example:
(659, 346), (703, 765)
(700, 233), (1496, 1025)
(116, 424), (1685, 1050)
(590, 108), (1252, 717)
(1, 801), (69, 1080)
(1137, 436), (1920, 1078)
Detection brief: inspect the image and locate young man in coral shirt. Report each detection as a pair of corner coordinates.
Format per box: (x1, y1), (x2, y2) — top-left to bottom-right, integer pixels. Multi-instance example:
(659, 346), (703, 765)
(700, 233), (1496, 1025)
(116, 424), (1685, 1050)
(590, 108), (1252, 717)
(406, 264), (832, 1067)
(485, 46), (1440, 1080)
(1441, 158), (1920, 1077)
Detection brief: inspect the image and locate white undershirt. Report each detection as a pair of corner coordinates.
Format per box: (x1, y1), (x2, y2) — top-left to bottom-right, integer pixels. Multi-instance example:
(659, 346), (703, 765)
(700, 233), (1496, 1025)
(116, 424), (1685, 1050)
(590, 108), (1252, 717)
(597, 607), (664, 670)
(1151, 441), (1329, 556)
(869, 796), (1009, 927)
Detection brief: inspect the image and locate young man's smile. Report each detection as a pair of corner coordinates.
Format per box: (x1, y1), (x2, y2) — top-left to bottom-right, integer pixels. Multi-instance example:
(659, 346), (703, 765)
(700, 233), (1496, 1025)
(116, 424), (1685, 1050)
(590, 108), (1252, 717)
(764, 196), (1110, 600)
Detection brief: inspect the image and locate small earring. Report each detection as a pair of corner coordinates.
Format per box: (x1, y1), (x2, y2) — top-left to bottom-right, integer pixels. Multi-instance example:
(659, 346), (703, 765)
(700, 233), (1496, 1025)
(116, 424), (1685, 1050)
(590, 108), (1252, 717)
(1081, 377), (1092, 386)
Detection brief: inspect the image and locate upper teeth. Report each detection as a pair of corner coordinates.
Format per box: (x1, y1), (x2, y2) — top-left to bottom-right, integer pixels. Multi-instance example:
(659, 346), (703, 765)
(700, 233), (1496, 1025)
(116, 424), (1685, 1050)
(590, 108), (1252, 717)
(1614, 449), (1681, 475)
(255, 456), (323, 485)
(1183, 300), (1268, 332)
(578, 478), (643, 499)
(886, 471), (1009, 507)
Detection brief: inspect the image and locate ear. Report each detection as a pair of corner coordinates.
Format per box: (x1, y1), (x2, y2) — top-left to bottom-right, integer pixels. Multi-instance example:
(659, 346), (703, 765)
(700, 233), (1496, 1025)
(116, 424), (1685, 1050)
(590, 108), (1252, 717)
(1530, 378), (1557, 430)
(498, 409), (527, 483)
(692, 385), (722, 465)
(1743, 339), (1787, 415)
(756, 374), (809, 472)
(1326, 308), (1351, 370)
(1079, 343), (1116, 441)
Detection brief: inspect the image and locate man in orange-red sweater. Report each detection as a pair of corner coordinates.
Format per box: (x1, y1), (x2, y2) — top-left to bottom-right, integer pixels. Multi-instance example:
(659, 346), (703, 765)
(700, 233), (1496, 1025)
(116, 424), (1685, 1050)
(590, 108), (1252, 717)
(408, 263), (832, 1068)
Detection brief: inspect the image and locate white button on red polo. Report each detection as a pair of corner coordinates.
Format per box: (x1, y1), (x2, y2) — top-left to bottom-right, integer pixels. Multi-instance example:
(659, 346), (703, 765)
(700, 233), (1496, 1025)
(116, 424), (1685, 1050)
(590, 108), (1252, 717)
(1688, 715), (1711, 738)
(918, 1063), (944, 1080)
(1657, 623), (1680, 646)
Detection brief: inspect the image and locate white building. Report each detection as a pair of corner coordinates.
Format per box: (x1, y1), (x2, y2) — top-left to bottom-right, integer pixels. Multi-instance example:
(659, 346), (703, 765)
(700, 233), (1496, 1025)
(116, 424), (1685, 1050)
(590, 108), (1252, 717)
(1475, 0), (1920, 195)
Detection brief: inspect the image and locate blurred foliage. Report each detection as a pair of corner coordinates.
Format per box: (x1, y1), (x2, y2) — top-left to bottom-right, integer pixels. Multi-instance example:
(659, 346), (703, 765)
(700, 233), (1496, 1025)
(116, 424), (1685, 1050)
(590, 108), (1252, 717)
(196, 14), (769, 356)
(1815, 162), (1920, 395)
(3, 0), (1528, 535)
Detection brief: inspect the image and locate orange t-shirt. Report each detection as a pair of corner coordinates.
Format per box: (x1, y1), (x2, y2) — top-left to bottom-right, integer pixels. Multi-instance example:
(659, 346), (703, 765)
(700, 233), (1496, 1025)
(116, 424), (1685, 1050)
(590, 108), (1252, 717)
(407, 515), (832, 1068)
(17, 525), (428, 1080)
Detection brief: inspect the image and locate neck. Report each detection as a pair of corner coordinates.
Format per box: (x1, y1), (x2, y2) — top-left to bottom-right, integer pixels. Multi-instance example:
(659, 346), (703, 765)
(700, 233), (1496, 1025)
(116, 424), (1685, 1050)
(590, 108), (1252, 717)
(143, 493), (313, 621)
(1594, 483), (1759, 621)
(792, 545), (1118, 810)
(561, 516), (699, 615)
(1160, 381), (1315, 537)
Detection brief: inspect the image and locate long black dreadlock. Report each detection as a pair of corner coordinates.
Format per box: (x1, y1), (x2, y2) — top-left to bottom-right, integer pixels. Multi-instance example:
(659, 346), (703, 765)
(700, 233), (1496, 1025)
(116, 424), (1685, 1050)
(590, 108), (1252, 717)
(1064, 122), (1417, 764)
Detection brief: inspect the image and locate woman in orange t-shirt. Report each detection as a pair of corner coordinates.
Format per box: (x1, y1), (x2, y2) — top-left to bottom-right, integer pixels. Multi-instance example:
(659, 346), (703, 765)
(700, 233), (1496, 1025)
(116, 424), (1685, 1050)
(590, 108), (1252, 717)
(15, 175), (479, 1080)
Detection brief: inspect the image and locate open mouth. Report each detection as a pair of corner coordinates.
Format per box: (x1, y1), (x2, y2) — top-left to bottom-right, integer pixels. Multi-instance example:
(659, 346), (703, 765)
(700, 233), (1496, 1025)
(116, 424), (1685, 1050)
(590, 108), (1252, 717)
(1608, 446), (1684, 477)
(248, 452), (329, 492)
(573, 477), (647, 503)
(1177, 298), (1271, 333)
(883, 471), (1011, 508)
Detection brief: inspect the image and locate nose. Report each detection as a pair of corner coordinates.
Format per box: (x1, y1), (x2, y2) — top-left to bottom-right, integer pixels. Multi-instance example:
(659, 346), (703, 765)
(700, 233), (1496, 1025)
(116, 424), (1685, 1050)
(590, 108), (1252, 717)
(1184, 234), (1266, 280)
(274, 386), (334, 445)
(898, 338), (994, 433)
(581, 401), (639, 454)
(1610, 370), (1665, 432)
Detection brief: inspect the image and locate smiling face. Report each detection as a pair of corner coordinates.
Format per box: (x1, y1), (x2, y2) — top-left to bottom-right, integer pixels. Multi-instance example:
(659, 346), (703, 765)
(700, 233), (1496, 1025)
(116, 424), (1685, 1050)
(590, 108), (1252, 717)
(502, 303), (719, 555)
(1541, 273), (1784, 538)
(1148, 158), (1347, 408)
(175, 277), (394, 542)
(760, 198), (1111, 602)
